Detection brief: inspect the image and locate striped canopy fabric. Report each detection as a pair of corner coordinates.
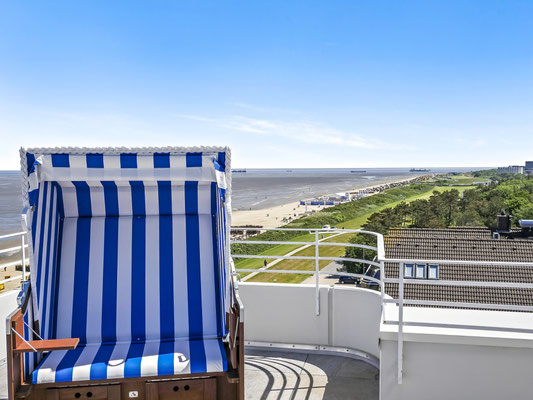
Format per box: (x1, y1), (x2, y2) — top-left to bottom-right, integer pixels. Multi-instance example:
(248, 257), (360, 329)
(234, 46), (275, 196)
(20, 147), (231, 383)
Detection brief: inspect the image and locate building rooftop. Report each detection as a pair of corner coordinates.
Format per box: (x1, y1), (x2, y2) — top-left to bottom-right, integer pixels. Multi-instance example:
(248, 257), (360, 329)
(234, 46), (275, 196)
(384, 228), (533, 308)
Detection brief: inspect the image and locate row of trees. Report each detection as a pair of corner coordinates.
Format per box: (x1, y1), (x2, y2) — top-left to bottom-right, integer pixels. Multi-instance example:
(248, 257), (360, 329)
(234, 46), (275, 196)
(342, 175), (533, 274)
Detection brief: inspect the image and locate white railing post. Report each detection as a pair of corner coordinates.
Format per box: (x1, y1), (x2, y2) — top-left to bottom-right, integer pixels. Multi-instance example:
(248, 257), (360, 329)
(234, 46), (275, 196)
(315, 230), (320, 316)
(380, 259), (386, 314)
(398, 261), (404, 384)
(21, 234), (26, 279)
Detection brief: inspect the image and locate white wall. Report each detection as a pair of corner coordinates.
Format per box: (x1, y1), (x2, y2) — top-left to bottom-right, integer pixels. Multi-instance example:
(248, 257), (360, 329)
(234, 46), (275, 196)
(380, 340), (533, 400)
(0, 290), (19, 362)
(238, 283), (382, 358)
(331, 286), (383, 358)
(380, 305), (533, 400)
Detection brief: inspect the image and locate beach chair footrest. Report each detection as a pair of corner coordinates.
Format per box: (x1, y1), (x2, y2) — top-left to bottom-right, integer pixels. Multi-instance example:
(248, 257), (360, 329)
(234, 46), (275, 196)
(146, 378), (217, 399)
(46, 384), (120, 400)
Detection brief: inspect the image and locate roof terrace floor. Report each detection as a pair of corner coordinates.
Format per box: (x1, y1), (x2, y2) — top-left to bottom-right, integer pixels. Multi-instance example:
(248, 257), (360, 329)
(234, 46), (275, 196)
(0, 349), (379, 400)
(245, 349), (379, 400)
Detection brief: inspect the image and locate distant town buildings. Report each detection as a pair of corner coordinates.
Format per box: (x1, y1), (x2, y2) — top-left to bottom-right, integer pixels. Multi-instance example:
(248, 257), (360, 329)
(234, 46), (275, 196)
(497, 161), (533, 175)
(526, 161), (533, 175)
(498, 165), (525, 174)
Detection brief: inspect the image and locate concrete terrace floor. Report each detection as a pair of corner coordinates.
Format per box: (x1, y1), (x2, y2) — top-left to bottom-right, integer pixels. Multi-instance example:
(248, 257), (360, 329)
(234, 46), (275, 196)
(0, 350), (379, 400)
(245, 349), (379, 400)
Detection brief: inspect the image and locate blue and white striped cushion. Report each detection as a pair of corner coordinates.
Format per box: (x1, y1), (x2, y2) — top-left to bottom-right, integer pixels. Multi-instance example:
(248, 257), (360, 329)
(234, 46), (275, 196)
(32, 338), (227, 384)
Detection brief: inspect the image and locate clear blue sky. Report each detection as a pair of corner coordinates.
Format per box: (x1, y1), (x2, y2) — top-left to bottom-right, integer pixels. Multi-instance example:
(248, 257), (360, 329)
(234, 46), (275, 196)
(1, 1), (532, 169)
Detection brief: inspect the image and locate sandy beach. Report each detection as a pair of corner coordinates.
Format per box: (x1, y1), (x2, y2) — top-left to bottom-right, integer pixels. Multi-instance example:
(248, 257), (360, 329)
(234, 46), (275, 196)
(232, 201), (328, 228)
(231, 175), (430, 228)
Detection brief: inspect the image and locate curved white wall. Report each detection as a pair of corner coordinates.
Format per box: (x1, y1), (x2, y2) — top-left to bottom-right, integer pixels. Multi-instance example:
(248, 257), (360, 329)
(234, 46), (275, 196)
(0, 290), (19, 361)
(238, 282), (383, 359)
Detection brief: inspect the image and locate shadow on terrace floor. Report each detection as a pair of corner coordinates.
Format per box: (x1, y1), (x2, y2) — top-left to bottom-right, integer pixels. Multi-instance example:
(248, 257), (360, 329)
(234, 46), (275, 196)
(245, 349), (379, 400)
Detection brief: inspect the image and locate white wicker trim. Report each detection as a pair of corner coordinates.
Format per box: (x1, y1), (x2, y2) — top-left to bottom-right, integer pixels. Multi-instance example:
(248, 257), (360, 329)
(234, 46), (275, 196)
(20, 147), (29, 205)
(23, 146), (228, 156)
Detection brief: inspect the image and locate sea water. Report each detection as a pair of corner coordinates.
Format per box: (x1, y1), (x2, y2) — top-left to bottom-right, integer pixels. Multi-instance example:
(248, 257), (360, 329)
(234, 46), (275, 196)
(0, 167), (485, 235)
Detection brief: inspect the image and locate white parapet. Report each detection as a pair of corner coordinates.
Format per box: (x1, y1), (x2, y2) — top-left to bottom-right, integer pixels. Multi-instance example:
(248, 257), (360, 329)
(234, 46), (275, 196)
(380, 304), (533, 400)
(0, 290), (19, 363)
(238, 282), (383, 361)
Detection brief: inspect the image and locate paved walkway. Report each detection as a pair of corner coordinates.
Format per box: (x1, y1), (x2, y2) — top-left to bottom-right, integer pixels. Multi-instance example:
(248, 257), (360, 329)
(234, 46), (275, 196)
(245, 349), (379, 399)
(242, 232), (343, 282)
(301, 261), (345, 286)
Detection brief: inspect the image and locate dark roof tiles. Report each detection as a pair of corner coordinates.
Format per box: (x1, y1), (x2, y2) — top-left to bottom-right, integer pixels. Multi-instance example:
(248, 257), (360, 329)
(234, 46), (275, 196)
(384, 228), (533, 309)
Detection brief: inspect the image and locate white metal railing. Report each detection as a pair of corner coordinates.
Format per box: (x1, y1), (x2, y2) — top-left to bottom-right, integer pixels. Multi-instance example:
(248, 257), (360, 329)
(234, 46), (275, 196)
(0, 231), (29, 287)
(231, 227), (383, 316)
(381, 257), (533, 384)
(230, 227), (533, 385)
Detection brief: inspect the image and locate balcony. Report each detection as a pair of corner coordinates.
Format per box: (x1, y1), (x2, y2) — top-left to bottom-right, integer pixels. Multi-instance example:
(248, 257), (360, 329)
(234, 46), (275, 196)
(2, 228), (533, 399)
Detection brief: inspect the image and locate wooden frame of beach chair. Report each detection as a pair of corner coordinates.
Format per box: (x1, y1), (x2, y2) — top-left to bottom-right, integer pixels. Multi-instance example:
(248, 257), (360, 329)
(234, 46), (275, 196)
(7, 147), (244, 400)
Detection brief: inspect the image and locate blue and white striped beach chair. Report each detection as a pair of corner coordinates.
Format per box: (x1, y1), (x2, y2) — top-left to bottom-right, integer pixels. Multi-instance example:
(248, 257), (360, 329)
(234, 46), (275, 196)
(7, 147), (244, 400)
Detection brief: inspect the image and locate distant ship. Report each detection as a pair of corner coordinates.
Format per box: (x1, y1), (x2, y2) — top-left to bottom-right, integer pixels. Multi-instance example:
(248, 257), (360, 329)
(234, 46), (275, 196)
(410, 168), (430, 172)
(286, 169), (293, 172)
(350, 170), (367, 173)
(233, 169), (247, 173)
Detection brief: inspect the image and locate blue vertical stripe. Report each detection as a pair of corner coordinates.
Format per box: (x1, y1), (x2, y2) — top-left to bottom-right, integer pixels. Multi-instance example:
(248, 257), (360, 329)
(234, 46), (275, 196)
(90, 343), (115, 380)
(186, 153), (202, 167)
(51, 154), (70, 167)
(157, 340), (175, 376)
(218, 339), (228, 371)
(124, 342), (145, 378)
(48, 210), (60, 340)
(157, 181), (174, 339)
(185, 181), (207, 371)
(220, 194), (228, 323)
(51, 184), (64, 339)
(40, 184), (55, 339)
(54, 347), (84, 382)
(101, 182), (119, 343)
(35, 182), (49, 311)
(217, 152), (226, 169)
(211, 183), (223, 337)
(120, 153), (137, 168)
(31, 187), (38, 249)
(71, 182), (92, 342)
(154, 153), (170, 168)
(26, 153), (36, 175)
(86, 153), (104, 168)
(73, 181), (92, 216)
(130, 181), (146, 341)
(189, 340), (207, 374)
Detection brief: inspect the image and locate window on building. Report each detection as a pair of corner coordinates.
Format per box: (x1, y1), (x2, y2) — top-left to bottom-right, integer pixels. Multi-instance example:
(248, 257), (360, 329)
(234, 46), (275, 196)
(416, 264), (426, 279)
(428, 264), (439, 279)
(404, 264), (414, 278)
